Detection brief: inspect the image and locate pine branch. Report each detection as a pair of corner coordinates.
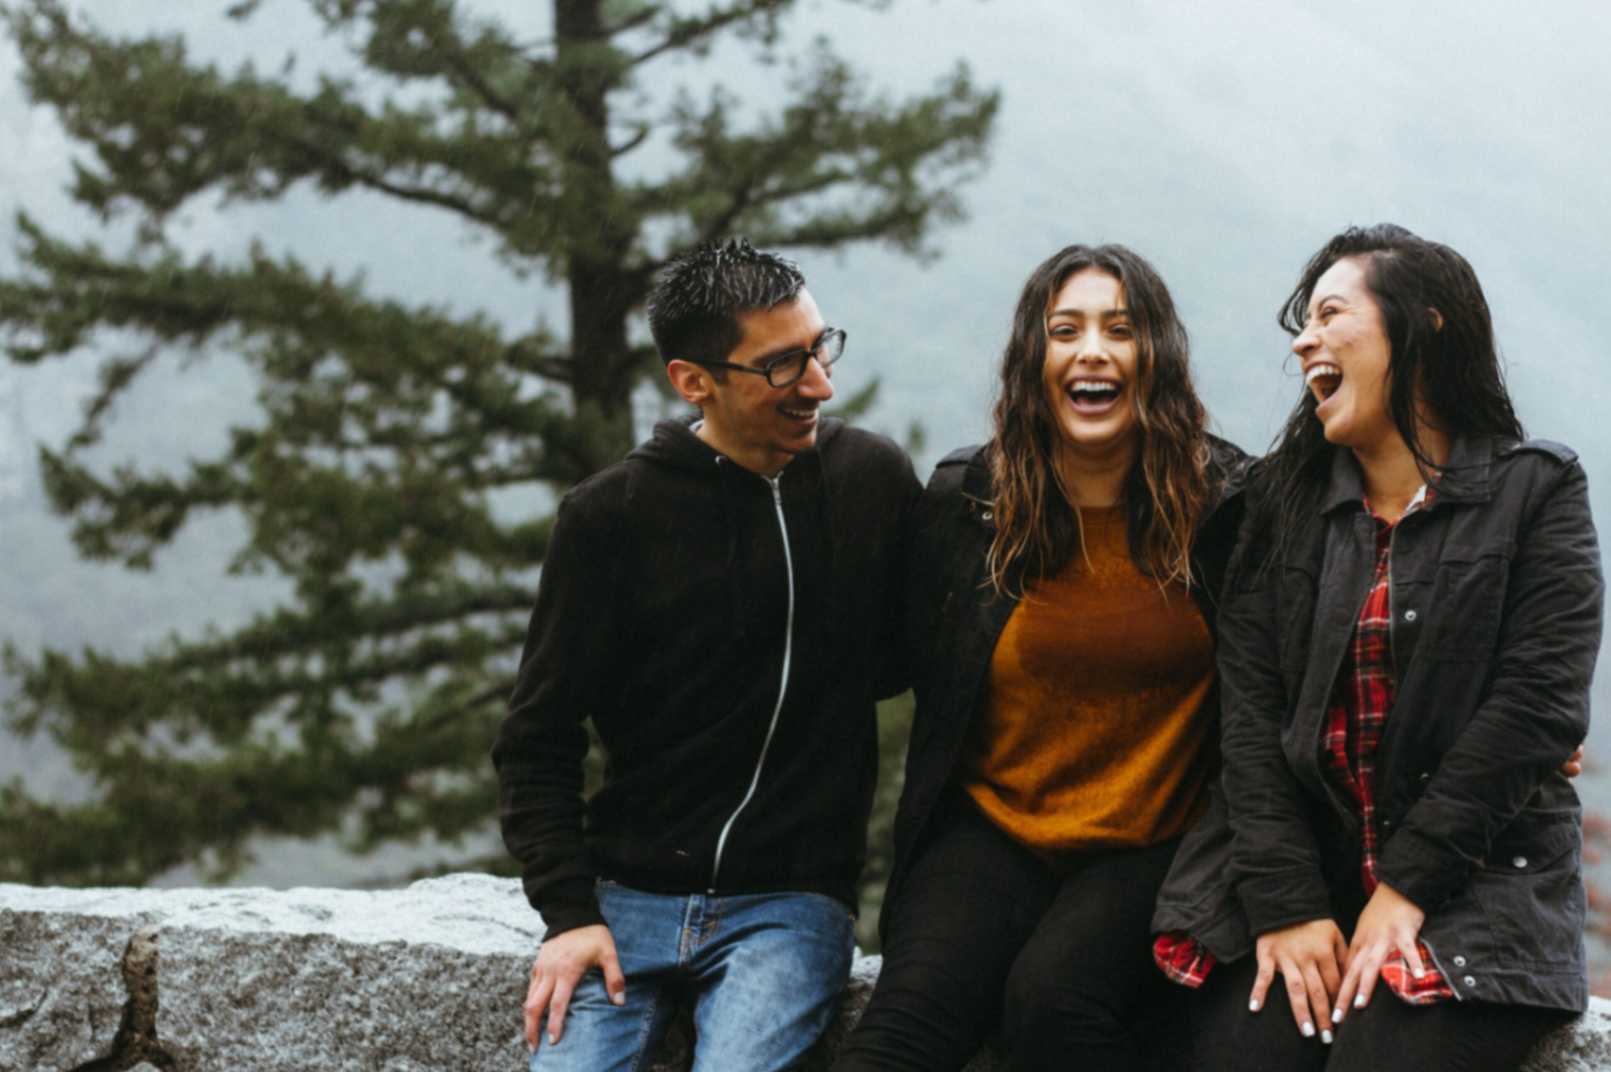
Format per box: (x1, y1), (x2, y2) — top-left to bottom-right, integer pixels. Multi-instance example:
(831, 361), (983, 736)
(627, 0), (790, 66)
(6, 1), (556, 246)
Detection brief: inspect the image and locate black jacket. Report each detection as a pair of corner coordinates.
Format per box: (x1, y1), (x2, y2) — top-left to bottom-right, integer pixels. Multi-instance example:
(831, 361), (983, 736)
(883, 436), (1250, 928)
(493, 417), (919, 937)
(1154, 436), (1603, 1012)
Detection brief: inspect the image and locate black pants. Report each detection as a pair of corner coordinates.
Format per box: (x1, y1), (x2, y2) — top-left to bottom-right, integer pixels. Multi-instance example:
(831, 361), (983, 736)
(833, 800), (1183, 1072)
(1187, 950), (1574, 1072)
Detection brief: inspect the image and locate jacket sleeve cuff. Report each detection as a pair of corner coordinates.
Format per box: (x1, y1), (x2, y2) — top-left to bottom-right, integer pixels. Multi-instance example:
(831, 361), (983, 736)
(1376, 828), (1467, 912)
(528, 876), (605, 940)
(1239, 868), (1335, 937)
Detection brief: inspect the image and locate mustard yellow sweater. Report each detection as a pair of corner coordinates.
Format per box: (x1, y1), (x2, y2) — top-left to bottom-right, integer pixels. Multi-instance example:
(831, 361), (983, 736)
(963, 504), (1215, 853)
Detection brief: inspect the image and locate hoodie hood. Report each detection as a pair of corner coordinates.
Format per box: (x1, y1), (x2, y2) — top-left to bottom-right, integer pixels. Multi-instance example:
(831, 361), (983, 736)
(629, 414), (846, 475)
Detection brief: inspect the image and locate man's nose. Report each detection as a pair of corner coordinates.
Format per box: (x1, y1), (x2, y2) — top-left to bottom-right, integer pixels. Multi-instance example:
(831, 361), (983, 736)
(795, 355), (834, 400)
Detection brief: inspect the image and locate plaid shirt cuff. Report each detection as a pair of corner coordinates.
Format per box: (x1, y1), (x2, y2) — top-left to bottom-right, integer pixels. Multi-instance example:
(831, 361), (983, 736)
(1153, 932), (1216, 989)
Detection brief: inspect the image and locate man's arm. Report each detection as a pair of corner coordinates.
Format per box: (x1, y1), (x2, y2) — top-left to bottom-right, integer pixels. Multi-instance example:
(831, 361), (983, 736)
(874, 447), (923, 700)
(491, 485), (626, 1046)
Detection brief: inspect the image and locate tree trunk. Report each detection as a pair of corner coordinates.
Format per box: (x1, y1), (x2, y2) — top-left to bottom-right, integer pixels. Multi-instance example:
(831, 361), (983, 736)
(556, 0), (639, 472)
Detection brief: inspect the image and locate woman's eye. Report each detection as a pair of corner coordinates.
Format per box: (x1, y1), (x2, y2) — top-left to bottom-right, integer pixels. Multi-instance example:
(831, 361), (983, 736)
(1049, 325), (1077, 339)
(1109, 324), (1133, 338)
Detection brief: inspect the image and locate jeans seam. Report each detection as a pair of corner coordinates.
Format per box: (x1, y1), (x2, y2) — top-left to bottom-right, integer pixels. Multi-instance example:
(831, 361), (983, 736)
(677, 894), (698, 967)
(625, 985), (667, 1072)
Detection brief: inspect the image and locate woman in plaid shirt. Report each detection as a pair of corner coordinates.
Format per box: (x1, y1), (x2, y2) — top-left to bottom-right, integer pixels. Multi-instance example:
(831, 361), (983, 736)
(1154, 224), (1602, 1070)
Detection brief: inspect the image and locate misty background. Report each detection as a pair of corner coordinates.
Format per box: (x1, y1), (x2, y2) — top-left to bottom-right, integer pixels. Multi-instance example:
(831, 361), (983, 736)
(3, 0), (1610, 889)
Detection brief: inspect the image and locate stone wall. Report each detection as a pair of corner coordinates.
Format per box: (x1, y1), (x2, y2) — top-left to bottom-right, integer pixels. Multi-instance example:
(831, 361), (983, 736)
(2, 874), (1607, 1071)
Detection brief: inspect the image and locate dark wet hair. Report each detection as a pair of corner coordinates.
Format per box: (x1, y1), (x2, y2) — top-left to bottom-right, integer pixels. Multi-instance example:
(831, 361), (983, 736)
(647, 238), (806, 365)
(986, 244), (1209, 593)
(1258, 223), (1524, 556)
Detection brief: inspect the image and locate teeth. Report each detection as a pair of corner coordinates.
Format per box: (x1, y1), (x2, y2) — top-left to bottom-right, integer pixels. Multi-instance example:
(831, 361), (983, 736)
(1304, 364), (1341, 385)
(1069, 381), (1119, 396)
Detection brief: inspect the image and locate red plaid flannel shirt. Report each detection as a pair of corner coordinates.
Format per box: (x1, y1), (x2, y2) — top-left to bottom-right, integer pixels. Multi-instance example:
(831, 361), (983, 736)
(1155, 490), (1454, 1004)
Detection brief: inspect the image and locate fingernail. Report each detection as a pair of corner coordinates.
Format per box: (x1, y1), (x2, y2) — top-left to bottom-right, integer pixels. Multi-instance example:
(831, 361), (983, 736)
(1302, 1022), (1316, 1038)
(1249, 999), (1261, 1012)
(1354, 994), (1366, 1008)
(549, 1033), (557, 1045)
(1332, 1007), (1343, 1023)
(1413, 966), (1425, 978)
(611, 992), (625, 1006)
(1321, 1029), (1334, 1045)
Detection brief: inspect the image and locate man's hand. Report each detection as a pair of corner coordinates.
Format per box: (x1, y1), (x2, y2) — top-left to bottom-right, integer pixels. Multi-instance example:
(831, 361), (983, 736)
(1333, 881), (1426, 1022)
(524, 924), (625, 1051)
(1562, 743), (1586, 778)
(1249, 918), (1348, 1044)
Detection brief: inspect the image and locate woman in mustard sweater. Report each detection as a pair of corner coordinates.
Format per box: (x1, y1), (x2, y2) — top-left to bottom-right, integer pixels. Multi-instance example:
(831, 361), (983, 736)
(833, 244), (1248, 1071)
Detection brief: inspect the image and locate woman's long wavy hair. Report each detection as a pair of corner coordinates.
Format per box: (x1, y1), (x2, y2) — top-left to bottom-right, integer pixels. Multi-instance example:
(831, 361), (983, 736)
(986, 244), (1209, 595)
(1258, 224), (1524, 553)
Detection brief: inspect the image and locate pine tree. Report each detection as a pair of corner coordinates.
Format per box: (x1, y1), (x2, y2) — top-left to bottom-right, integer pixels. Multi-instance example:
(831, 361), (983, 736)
(0, 0), (995, 884)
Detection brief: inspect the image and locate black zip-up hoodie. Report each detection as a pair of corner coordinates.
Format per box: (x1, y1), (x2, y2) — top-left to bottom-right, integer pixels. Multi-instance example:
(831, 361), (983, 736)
(493, 417), (919, 937)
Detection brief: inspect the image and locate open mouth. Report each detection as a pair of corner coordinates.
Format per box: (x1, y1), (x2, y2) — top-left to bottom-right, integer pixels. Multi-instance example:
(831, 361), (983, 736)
(1065, 378), (1123, 413)
(1305, 363), (1342, 404)
(778, 403), (818, 424)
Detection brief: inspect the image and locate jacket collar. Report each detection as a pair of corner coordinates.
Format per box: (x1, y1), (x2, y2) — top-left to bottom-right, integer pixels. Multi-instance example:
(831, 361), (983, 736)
(1319, 435), (1496, 515)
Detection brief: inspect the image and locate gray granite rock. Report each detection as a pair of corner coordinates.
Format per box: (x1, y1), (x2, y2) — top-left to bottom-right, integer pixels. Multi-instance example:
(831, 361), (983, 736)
(0, 874), (1599, 1071)
(1523, 1000), (1611, 1072)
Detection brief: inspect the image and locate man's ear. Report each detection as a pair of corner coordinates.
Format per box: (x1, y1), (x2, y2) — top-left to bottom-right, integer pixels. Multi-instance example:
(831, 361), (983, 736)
(1428, 307), (1445, 332)
(666, 359), (714, 406)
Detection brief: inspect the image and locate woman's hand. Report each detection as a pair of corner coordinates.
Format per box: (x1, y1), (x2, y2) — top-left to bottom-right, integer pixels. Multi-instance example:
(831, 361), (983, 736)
(1334, 881), (1426, 1022)
(1250, 918), (1348, 1042)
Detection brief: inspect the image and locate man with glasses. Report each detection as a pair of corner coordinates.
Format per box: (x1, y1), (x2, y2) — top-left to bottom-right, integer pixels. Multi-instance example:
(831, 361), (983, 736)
(494, 238), (919, 1071)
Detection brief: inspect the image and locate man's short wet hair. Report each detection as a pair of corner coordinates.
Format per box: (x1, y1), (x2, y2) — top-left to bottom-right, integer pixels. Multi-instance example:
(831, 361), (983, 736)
(647, 238), (806, 365)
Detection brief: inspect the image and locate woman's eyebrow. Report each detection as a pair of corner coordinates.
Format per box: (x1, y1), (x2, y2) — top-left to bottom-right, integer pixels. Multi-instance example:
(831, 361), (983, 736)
(1047, 306), (1130, 319)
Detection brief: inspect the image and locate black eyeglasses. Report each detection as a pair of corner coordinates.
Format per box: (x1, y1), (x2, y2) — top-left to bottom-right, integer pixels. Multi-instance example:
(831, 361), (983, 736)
(690, 328), (846, 388)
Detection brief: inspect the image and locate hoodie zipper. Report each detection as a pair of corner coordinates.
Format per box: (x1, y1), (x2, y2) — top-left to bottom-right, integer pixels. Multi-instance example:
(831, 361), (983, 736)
(708, 472), (795, 892)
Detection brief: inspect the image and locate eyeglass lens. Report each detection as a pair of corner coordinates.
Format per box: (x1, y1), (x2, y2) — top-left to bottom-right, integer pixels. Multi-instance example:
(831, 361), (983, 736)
(768, 330), (846, 387)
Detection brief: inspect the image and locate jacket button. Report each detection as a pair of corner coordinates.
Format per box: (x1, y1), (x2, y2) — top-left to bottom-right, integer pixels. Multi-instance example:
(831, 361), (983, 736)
(980, 509), (993, 521)
(1512, 856), (1529, 869)
(1463, 975), (1477, 988)
(1403, 608), (1418, 622)
(1453, 955), (1467, 967)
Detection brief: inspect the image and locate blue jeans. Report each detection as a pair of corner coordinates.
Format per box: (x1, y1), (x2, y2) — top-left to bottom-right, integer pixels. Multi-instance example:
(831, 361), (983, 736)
(530, 880), (856, 1072)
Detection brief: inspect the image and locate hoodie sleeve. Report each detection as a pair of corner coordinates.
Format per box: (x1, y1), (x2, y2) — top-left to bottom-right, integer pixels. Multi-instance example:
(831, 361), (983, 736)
(874, 447), (924, 700)
(492, 483), (621, 938)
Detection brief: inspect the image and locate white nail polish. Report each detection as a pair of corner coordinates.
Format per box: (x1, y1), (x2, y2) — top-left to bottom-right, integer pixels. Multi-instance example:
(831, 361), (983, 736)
(1354, 994), (1366, 1008)
(1302, 1022), (1316, 1038)
(1322, 1029), (1334, 1044)
(1332, 1007), (1344, 1023)
(1249, 999), (1261, 1012)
